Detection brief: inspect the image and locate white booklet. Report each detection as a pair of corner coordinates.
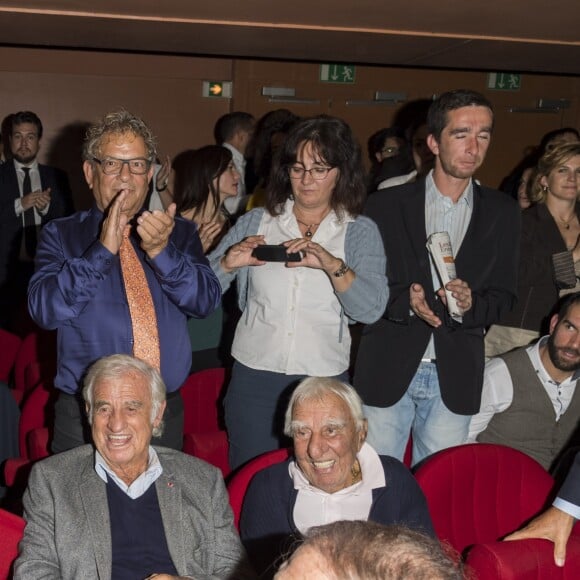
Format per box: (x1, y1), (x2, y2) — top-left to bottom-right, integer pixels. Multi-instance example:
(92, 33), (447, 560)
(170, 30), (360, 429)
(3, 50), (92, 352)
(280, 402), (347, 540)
(426, 232), (463, 322)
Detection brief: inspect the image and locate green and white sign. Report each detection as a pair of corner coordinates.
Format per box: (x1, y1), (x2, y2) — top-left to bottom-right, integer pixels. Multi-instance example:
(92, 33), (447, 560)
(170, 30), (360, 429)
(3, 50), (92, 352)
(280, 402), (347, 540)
(202, 81), (232, 98)
(320, 64), (356, 84)
(487, 73), (521, 91)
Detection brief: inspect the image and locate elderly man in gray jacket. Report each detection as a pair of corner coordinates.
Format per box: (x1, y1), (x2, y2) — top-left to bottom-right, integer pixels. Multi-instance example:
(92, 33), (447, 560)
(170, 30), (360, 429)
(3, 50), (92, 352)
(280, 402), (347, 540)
(15, 354), (251, 580)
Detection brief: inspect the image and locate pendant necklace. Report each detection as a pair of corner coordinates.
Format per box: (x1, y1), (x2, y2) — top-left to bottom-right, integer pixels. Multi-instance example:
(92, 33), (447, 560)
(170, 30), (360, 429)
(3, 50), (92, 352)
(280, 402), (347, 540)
(295, 218), (321, 238)
(556, 214), (576, 230)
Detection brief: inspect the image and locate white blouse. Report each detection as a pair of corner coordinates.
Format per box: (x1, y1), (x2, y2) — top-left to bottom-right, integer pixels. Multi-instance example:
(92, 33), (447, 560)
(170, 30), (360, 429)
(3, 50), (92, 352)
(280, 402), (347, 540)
(231, 199), (353, 376)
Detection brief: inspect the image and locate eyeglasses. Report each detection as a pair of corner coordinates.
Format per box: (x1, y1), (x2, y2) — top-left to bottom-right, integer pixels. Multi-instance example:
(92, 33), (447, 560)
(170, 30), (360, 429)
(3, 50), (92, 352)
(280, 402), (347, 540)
(287, 165), (334, 180)
(92, 157), (152, 175)
(380, 146), (400, 156)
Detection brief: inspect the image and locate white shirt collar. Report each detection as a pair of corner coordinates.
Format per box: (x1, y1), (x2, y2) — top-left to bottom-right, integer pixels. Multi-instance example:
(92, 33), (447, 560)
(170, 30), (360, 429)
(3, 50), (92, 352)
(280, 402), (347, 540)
(95, 446), (163, 499)
(426, 169), (474, 208)
(14, 158), (39, 172)
(279, 198), (355, 231)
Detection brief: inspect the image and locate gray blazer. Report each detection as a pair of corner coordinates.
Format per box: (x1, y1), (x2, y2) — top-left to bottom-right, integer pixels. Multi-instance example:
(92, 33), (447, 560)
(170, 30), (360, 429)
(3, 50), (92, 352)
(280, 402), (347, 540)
(15, 445), (251, 579)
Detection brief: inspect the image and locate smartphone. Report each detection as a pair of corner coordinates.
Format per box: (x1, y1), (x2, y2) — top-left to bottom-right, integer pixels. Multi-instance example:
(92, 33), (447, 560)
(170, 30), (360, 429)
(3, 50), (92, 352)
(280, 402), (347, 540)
(251, 244), (302, 262)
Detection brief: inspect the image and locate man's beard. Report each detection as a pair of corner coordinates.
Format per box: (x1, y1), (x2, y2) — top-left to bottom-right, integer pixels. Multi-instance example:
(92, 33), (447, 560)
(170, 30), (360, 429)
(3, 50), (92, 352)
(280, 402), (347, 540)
(548, 335), (580, 372)
(12, 151), (36, 164)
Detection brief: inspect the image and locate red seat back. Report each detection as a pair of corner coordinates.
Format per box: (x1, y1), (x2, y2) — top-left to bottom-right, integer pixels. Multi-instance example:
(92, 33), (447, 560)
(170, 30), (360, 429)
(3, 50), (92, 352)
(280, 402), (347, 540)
(0, 508), (25, 579)
(180, 368), (227, 434)
(414, 443), (555, 553)
(466, 536), (580, 579)
(183, 431), (230, 478)
(27, 427), (51, 461)
(227, 448), (291, 530)
(13, 331), (57, 393)
(18, 383), (53, 459)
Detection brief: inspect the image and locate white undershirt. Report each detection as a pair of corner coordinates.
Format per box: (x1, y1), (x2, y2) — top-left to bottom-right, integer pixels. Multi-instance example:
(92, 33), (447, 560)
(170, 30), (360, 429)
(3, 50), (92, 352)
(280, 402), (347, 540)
(422, 171), (473, 358)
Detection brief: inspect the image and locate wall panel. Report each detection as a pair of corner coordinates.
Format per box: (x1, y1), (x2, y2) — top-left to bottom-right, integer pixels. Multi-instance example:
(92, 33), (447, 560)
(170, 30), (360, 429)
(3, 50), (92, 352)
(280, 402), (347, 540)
(0, 46), (577, 210)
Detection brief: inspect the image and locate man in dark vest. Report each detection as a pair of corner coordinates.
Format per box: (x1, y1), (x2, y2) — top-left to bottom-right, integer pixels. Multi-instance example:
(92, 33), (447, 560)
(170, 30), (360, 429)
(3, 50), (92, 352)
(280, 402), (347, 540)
(468, 292), (580, 471)
(15, 354), (251, 580)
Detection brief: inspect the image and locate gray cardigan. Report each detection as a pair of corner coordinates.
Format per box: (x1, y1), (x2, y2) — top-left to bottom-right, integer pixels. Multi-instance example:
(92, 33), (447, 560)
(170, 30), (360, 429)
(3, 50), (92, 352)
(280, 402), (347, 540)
(208, 208), (388, 327)
(15, 445), (251, 580)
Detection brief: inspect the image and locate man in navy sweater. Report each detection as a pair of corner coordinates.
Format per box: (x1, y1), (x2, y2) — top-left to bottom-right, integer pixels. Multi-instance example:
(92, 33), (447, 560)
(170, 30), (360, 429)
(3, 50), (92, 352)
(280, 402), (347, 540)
(15, 354), (250, 580)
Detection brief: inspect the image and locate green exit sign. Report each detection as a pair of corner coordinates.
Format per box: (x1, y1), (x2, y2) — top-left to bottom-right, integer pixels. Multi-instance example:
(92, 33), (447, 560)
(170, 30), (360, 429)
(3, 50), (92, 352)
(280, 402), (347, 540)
(487, 73), (521, 91)
(320, 64), (356, 84)
(202, 81), (232, 98)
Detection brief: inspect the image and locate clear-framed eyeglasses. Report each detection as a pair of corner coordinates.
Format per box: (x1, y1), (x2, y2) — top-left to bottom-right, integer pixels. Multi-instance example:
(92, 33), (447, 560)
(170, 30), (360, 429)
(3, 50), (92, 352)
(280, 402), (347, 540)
(287, 165), (334, 181)
(92, 157), (152, 175)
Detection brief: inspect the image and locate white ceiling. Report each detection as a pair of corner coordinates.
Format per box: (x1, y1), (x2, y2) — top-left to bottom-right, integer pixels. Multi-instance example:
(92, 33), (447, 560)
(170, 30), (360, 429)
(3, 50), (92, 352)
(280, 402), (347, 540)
(0, 0), (578, 73)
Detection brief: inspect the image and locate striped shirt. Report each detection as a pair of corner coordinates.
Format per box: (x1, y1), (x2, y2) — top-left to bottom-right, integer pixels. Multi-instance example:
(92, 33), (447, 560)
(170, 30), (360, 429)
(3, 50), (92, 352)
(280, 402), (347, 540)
(423, 170), (473, 359)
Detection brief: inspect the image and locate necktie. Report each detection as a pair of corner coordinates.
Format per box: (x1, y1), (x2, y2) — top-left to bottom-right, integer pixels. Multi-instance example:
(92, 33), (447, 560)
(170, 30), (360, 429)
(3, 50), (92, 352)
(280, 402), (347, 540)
(22, 167), (38, 258)
(119, 227), (161, 370)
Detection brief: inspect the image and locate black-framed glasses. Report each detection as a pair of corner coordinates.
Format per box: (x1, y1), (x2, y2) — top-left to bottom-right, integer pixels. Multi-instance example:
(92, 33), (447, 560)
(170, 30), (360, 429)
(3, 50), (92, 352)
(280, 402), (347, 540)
(287, 165), (334, 181)
(380, 146), (400, 156)
(92, 156), (152, 175)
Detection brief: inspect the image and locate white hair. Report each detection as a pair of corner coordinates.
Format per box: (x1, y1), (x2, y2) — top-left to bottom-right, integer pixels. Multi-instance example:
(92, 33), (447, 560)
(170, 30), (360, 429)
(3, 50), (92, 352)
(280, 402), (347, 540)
(83, 354), (166, 437)
(284, 377), (366, 436)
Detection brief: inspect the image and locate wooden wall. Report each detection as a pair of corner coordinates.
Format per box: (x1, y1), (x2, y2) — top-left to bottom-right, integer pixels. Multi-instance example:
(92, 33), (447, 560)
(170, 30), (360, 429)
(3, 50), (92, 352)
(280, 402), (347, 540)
(0, 46), (578, 208)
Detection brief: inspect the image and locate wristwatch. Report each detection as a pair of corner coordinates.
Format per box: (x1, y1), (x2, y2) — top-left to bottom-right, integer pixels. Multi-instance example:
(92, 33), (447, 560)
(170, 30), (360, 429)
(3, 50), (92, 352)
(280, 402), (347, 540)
(333, 260), (350, 278)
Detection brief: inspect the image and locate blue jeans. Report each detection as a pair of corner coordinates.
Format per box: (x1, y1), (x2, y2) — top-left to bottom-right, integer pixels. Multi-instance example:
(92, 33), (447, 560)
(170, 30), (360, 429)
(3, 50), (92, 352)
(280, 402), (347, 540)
(225, 361), (348, 470)
(364, 362), (471, 467)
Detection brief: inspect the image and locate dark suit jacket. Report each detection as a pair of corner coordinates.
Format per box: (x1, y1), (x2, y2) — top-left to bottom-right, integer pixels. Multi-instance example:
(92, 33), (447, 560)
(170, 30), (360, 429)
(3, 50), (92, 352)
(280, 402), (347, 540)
(354, 178), (521, 415)
(559, 452), (580, 507)
(0, 159), (73, 284)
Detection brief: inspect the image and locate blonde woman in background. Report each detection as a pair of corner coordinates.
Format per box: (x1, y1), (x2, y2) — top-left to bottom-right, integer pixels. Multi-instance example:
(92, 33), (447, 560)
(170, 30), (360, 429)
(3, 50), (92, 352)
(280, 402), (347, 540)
(486, 141), (580, 357)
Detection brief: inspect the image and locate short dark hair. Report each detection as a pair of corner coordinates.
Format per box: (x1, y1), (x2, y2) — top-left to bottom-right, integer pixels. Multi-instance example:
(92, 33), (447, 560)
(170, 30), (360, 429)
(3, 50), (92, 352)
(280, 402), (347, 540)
(173, 145), (233, 221)
(427, 89), (494, 142)
(556, 291), (580, 321)
(11, 111), (43, 139)
(288, 521), (463, 580)
(214, 111), (255, 144)
(266, 115), (366, 218)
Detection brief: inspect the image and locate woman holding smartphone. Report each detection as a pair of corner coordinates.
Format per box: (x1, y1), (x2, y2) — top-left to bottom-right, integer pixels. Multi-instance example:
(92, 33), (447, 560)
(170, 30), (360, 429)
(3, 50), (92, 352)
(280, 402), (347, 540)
(209, 115), (388, 469)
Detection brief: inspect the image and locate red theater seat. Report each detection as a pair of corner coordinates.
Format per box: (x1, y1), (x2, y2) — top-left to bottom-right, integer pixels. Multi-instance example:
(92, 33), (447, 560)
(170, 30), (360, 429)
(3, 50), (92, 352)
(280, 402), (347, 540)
(466, 536), (580, 579)
(226, 448), (290, 531)
(414, 443), (556, 554)
(0, 508), (25, 579)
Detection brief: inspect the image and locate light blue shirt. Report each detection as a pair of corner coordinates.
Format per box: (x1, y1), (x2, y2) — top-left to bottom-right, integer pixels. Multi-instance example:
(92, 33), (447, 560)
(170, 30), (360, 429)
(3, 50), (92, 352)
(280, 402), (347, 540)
(423, 171), (473, 359)
(95, 446), (163, 499)
(553, 497), (580, 520)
